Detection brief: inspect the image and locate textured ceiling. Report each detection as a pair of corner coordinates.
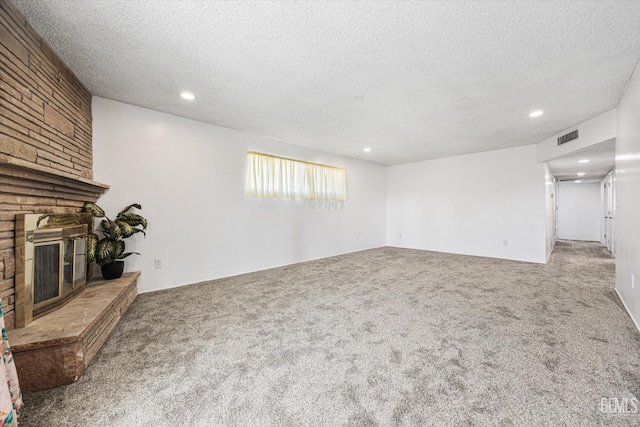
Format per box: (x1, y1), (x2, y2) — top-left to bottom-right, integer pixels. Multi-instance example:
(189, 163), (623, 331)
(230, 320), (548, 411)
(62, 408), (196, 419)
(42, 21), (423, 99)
(13, 1), (640, 166)
(547, 139), (615, 182)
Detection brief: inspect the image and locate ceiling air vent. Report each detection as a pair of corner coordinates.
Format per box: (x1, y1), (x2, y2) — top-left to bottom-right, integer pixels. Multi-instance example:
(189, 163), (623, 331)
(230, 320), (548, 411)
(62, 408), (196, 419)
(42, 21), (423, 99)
(557, 129), (579, 146)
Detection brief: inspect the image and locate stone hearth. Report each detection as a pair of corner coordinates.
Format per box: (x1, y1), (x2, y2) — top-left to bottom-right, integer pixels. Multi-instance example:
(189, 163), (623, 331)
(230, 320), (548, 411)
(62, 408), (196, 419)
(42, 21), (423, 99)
(6, 272), (139, 391)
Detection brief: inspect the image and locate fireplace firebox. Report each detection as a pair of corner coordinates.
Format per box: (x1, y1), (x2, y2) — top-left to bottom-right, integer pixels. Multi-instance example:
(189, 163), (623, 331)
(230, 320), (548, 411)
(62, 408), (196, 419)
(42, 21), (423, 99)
(15, 213), (93, 328)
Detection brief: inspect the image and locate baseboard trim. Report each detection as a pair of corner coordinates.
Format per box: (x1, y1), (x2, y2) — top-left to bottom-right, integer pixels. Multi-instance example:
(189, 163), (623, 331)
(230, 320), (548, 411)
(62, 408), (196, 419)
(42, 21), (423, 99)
(615, 288), (640, 334)
(138, 245), (388, 294)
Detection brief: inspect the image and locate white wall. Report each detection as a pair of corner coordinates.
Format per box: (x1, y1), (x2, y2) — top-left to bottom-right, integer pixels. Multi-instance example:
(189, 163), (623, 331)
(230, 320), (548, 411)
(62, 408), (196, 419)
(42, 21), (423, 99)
(386, 145), (547, 263)
(615, 59), (640, 331)
(544, 164), (557, 259)
(536, 109), (617, 163)
(92, 97), (386, 293)
(556, 182), (601, 241)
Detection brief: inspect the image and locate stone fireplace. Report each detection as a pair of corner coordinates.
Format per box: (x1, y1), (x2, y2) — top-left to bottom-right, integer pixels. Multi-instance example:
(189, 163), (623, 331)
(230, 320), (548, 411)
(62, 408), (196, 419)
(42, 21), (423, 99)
(1, 0), (107, 329)
(1, 0), (141, 391)
(0, 156), (109, 329)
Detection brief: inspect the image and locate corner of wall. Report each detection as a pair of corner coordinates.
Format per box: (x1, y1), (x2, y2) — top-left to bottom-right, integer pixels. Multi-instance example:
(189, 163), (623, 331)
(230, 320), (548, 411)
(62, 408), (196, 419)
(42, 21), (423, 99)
(614, 58), (640, 333)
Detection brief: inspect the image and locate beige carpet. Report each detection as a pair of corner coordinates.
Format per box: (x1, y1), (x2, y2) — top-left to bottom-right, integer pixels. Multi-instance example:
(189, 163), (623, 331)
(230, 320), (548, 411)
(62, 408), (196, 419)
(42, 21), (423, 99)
(19, 241), (640, 426)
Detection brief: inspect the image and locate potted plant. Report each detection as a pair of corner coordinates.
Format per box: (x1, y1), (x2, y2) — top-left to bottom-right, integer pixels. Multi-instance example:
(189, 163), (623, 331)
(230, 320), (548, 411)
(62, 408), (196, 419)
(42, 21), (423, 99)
(82, 202), (148, 280)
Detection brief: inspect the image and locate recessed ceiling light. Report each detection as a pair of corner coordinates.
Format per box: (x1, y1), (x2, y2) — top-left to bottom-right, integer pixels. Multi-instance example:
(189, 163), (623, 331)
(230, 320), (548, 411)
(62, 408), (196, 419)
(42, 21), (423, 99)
(180, 92), (196, 100)
(578, 159), (589, 163)
(577, 172), (586, 177)
(363, 147), (371, 152)
(574, 179), (583, 183)
(529, 110), (544, 117)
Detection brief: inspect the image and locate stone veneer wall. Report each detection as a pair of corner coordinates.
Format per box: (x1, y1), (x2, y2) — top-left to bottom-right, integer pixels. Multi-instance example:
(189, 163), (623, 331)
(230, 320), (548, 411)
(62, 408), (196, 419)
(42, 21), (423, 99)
(0, 0), (107, 329)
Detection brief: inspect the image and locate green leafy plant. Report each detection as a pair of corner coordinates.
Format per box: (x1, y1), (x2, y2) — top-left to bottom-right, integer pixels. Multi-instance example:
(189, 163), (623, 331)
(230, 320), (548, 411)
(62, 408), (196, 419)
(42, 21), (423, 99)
(82, 202), (148, 267)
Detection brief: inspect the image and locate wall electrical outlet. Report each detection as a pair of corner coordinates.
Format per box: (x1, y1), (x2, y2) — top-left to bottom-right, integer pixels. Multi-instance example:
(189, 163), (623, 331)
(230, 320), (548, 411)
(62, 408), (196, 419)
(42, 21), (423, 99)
(154, 259), (162, 269)
(399, 232), (402, 238)
(356, 234), (360, 241)
(503, 240), (509, 247)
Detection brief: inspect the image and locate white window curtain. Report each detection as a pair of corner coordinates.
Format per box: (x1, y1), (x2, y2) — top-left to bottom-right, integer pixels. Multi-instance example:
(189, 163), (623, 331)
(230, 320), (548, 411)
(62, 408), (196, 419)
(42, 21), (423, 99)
(246, 152), (347, 201)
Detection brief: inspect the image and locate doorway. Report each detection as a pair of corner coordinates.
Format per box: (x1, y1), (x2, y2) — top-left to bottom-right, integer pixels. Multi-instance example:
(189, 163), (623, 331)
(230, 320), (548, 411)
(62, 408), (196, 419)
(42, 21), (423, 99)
(557, 180), (602, 242)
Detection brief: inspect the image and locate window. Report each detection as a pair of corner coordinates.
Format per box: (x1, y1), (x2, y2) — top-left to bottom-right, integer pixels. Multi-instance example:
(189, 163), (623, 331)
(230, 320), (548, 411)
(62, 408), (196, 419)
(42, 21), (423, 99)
(245, 151), (347, 201)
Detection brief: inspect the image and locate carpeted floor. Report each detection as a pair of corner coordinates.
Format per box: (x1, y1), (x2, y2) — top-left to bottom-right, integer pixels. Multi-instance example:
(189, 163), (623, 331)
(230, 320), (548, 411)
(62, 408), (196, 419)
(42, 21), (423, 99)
(19, 241), (640, 426)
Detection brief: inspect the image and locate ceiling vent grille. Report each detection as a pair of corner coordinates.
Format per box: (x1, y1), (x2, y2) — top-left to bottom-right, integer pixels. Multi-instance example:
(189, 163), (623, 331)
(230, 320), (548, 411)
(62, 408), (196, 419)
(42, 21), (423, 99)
(557, 130), (579, 146)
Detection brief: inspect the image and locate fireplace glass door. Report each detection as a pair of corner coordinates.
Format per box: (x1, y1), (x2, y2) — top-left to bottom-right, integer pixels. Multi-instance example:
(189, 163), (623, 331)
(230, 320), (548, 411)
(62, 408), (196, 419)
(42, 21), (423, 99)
(74, 238), (87, 286)
(63, 240), (74, 293)
(33, 243), (61, 305)
(33, 236), (88, 314)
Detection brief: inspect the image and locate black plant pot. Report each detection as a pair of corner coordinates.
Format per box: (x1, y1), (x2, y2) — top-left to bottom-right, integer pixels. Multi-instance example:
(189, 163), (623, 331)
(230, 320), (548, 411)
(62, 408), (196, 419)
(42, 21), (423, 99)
(101, 261), (125, 280)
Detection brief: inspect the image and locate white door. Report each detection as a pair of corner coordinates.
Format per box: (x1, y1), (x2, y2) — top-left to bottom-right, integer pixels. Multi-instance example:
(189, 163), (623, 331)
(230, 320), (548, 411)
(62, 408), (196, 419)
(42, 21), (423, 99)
(554, 179), (559, 242)
(607, 172), (616, 255)
(602, 172), (615, 255)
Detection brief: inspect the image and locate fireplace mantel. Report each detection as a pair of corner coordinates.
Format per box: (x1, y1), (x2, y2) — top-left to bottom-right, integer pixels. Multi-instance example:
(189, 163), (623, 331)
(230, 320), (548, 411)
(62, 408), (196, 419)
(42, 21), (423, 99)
(0, 154), (109, 203)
